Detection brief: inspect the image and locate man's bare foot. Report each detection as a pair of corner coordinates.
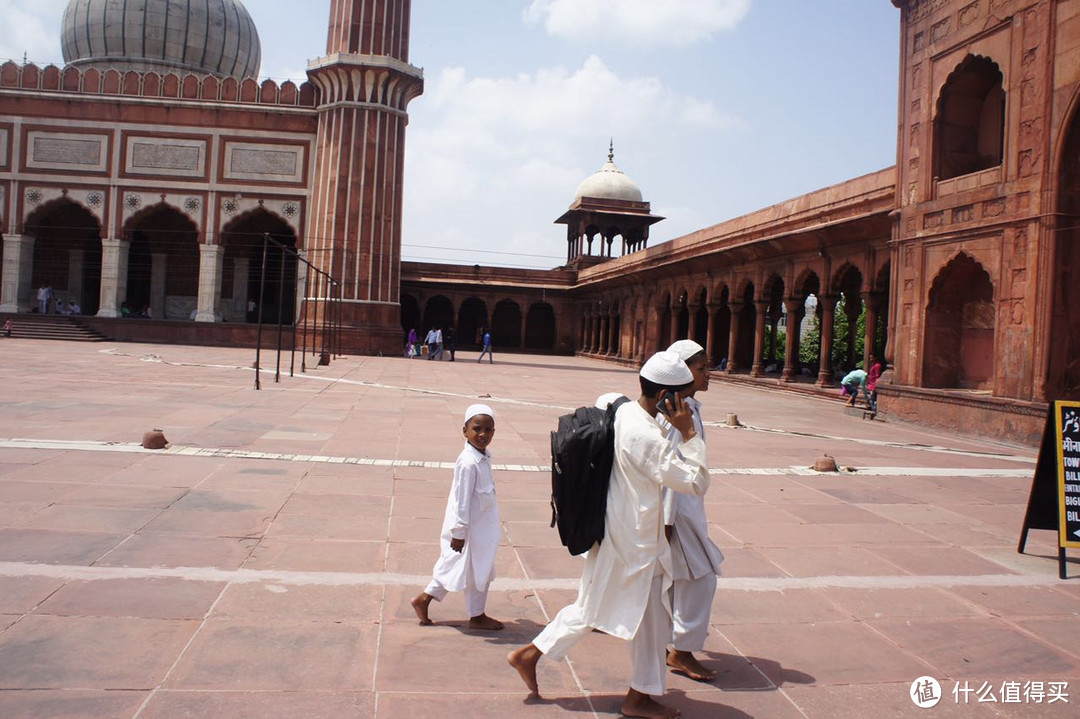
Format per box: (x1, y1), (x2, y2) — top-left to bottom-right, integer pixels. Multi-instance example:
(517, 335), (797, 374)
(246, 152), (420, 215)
(666, 649), (717, 681)
(621, 688), (680, 718)
(468, 613), (504, 630)
(507, 644), (542, 696)
(411, 592), (434, 625)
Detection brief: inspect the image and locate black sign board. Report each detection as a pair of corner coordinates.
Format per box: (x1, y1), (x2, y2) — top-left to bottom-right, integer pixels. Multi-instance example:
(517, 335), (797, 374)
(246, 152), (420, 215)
(1018, 400), (1080, 578)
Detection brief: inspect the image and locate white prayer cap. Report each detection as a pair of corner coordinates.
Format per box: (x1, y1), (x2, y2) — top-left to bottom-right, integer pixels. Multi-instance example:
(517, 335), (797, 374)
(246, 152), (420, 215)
(667, 339), (705, 362)
(640, 351), (693, 386)
(594, 392), (625, 409)
(464, 404), (495, 423)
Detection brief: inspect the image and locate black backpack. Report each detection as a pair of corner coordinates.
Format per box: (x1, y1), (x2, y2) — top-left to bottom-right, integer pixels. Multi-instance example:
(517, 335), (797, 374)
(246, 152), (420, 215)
(549, 396), (630, 555)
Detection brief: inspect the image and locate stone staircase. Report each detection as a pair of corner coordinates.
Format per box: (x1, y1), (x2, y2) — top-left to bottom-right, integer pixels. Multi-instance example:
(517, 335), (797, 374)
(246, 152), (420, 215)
(1, 314), (111, 342)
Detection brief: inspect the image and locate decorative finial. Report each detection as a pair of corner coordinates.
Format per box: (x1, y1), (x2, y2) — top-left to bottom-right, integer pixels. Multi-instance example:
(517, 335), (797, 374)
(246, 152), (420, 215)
(608, 138), (614, 163)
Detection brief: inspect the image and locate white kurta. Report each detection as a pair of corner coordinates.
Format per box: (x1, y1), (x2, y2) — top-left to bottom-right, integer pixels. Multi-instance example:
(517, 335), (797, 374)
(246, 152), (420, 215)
(577, 400), (710, 640)
(661, 396), (725, 580)
(430, 442), (500, 592)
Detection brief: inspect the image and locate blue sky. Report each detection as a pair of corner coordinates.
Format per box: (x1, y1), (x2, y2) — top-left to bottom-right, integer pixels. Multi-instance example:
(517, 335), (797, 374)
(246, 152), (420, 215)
(2, 1), (901, 269)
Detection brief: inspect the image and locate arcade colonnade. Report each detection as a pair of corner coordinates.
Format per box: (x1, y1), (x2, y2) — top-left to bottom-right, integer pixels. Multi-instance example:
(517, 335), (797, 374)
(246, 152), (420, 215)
(576, 259), (890, 386)
(0, 198), (303, 326)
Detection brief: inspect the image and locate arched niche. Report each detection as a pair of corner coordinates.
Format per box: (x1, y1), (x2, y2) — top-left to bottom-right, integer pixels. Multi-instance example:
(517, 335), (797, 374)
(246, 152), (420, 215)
(923, 253), (995, 390)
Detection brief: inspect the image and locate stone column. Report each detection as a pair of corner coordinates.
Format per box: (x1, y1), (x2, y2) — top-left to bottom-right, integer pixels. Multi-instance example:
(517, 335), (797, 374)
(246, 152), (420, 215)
(863, 291), (882, 366)
(751, 300), (769, 377)
(150, 253), (167, 320)
(67, 249), (84, 307)
(97, 238), (130, 318)
(294, 252), (308, 323)
(704, 303), (718, 367)
(726, 302), (743, 373)
(608, 311), (618, 356)
(195, 244), (225, 323)
(669, 306), (680, 346)
(599, 314), (609, 354)
(0, 235), (35, 313)
(781, 298), (802, 382)
(232, 257), (250, 320)
(817, 295), (836, 386)
(689, 302), (701, 345)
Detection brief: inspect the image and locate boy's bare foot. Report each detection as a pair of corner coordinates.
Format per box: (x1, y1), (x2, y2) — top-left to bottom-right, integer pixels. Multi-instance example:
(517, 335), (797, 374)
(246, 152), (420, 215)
(411, 593), (434, 625)
(468, 613), (504, 630)
(507, 644), (542, 696)
(622, 688), (680, 718)
(666, 649), (717, 681)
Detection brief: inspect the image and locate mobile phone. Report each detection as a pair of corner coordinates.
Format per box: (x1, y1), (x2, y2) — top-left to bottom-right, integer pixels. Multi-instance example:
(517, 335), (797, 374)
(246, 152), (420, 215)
(656, 390), (675, 417)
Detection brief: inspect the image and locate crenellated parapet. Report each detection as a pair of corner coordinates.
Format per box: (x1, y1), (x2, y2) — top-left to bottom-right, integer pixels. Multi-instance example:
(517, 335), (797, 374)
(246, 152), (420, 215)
(0, 61), (317, 108)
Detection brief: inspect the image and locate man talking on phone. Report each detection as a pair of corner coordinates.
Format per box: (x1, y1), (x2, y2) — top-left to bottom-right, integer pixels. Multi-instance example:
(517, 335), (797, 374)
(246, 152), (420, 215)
(509, 350), (709, 719)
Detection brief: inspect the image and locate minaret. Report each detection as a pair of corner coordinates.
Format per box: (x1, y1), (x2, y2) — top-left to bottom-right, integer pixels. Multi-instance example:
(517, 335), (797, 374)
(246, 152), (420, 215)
(306, 0), (424, 353)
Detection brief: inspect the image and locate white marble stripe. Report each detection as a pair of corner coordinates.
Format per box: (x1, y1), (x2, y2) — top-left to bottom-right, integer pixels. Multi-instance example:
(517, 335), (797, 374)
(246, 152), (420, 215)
(0, 561), (1066, 592)
(0, 438), (1034, 477)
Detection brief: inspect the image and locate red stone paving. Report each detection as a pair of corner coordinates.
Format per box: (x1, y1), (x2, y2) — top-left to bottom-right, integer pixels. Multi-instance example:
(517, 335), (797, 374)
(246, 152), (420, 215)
(0, 340), (1078, 717)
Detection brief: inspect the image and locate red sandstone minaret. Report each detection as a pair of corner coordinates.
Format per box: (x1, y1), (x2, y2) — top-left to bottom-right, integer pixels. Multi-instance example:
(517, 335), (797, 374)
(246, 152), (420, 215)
(306, 0), (424, 353)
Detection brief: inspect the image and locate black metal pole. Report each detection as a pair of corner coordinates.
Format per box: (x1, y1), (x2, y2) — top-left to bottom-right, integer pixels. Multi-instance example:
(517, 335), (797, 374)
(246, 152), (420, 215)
(336, 278), (344, 358)
(275, 242), (285, 383)
(290, 255), (299, 377)
(253, 232), (269, 390)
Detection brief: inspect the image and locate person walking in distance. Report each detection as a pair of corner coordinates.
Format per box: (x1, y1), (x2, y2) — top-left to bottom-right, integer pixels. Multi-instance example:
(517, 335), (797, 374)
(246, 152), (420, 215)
(508, 351), (710, 719)
(661, 340), (724, 682)
(478, 329), (493, 363)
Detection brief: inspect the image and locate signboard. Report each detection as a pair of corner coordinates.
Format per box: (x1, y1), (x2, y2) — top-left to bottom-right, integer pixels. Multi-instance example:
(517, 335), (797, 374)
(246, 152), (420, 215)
(1056, 402), (1080, 549)
(1017, 401), (1080, 578)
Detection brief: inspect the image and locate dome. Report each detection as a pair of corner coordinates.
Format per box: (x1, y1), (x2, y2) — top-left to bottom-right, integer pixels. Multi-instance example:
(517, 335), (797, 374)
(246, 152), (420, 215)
(573, 145), (643, 203)
(61, 0), (261, 80)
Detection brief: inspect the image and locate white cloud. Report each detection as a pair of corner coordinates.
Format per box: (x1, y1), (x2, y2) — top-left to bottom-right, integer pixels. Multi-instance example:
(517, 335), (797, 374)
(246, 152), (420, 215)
(524, 0), (752, 46)
(0, 1), (66, 65)
(402, 56), (742, 267)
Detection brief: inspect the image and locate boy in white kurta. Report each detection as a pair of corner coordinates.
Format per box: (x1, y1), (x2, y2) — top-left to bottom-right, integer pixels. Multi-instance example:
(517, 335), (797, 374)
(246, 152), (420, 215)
(661, 340), (725, 682)
(411, 404), (504, 630)
(509, 352), (709, 719)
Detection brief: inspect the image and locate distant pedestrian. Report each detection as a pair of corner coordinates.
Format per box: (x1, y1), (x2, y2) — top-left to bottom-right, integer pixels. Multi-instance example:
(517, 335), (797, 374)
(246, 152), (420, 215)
(867, 355), (883, 413)
(478, 330), (493, 363)
(37, 285), (52, 314)
(446, 327), (457, 361)
(3, 319), (12, 338)
(247, 298), (257, 322)
(841, 368), (868, 407)
(434, 326), (444, 360)
(425, 326), (438, 360)
(411, 404), (504, 630)
(407, 328), (419, 358)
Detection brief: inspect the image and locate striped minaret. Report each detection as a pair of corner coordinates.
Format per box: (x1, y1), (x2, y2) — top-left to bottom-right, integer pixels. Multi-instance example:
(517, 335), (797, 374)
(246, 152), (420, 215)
(306, 0), (424, 353)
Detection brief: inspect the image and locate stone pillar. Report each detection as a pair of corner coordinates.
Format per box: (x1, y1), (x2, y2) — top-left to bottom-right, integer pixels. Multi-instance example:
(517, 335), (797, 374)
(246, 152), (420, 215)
(0, 235), (35, 313)
(294, 252), (308, 323)
(751, 300), (769, 377)
(97, 238), (130, 318)
(599, 314), (609, 354)
(781, 298), (801, 382)
(726, 302), (743, 373)
(817, 296), (836, 386)
(150, 253), (167, 320)
(689, 302), (701, 345)
(705, 303), (718, 367)
(608, 311), (618, 356)
(232, 256), (250, 320)
(863, 291), (882, 367)
(669, 306), (680, 346)
(195, 244), (225, 323)
(67, 249), (84, 307)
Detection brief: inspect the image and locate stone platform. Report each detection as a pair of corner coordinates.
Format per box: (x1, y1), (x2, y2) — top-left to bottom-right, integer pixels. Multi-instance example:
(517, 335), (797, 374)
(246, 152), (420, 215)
(0, 339), (1076, 718)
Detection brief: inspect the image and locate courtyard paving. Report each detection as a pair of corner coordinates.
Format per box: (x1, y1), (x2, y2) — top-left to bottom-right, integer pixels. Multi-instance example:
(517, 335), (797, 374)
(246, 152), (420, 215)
(0, 338), (1076, 718)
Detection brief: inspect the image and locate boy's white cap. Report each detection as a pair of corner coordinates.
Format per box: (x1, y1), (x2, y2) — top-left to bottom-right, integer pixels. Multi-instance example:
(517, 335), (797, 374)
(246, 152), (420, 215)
(640, 351), (693, 386)
(464, 404), (495, 423)
(667, 339), (705, 362)
(594, 392), (625, 409)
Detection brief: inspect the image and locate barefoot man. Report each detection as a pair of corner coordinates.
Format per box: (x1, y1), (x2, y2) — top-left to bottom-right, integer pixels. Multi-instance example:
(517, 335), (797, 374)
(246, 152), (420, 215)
(509, 351), (710, 718)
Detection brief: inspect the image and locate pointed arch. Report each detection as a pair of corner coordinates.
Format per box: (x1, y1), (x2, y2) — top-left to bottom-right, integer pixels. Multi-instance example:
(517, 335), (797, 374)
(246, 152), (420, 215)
(923, 253), (995, 390)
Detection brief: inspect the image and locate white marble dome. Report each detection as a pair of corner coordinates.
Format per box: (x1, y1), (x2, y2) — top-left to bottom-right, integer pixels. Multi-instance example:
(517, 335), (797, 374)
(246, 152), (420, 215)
(61, 0), (261, 80)
(573, 147), (643, 203)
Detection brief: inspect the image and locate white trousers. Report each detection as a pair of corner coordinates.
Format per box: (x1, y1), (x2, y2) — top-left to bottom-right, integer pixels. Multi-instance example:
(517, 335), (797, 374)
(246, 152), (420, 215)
(425, 575), (489, 618)
(533, 574), (669, 696)
(671, 572), (716, 652)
